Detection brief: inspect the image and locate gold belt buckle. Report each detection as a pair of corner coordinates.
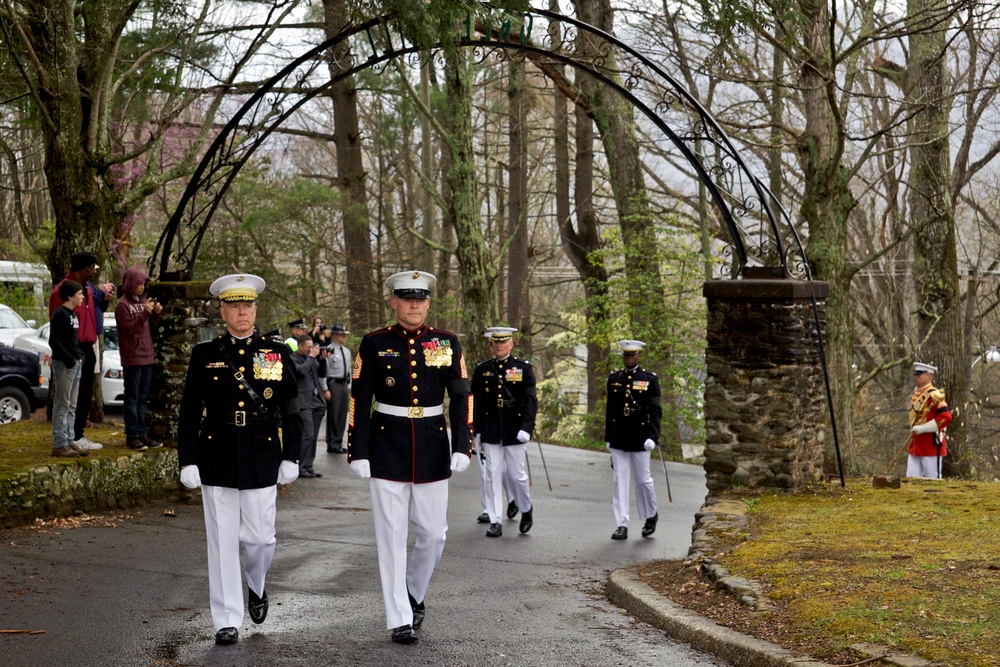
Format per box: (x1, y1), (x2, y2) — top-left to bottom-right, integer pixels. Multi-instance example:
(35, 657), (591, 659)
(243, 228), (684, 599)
(235, 411), (247, 426)
(407, 406), (424, 419)
(623, 405), (630, 417)
(498, 397), (504, 408)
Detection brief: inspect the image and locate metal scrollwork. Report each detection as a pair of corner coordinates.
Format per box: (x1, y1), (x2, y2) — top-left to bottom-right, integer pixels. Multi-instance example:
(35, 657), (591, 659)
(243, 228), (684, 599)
(154, 1), (808, 285)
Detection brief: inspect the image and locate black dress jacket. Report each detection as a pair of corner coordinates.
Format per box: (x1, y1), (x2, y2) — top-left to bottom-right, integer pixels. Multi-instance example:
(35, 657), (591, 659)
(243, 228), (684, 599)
(604, 366), (662, 452)
(178, 331), (302, 489)
(471, 355), (538, 446)
(348, 323), (472, 483)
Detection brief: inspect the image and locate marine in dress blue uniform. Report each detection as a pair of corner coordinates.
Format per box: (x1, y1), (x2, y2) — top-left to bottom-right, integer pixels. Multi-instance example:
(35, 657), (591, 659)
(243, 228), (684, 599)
(177, 274), (302, 645)
(347, 270), (473, 644)
(604, 340), (661, 540)
(471, 326), (538, 537)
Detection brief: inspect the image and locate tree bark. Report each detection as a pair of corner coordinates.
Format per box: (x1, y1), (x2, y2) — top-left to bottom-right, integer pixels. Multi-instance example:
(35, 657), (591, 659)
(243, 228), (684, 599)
(507, 57), (531, 354)
(322, 0), (379, 331)
(906, 0), (967, 475)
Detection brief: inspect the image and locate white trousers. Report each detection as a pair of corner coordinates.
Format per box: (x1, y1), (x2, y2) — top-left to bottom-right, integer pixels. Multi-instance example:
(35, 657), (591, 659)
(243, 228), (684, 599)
(201, 485), (277, 630)
(610, 448), (657, 528)
(369, 478), (449, 629)
(475, 441), (490, 514)
(907, 454), (943, 479)
(484, 442), (531, 523)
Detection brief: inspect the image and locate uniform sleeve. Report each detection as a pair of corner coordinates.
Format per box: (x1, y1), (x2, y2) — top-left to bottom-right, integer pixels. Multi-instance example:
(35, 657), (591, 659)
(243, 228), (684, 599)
(470, 364), (484, 434)
(604, 373), (614, 443)
(447, 336), (473, 457)
(278, 344), (302, 462)
(521, 363), (538, 436)
(646, 374), (663, 443)
(932, 398), (953, 431)
(177, 344), (207, 468)
(347, 337), (374, 462)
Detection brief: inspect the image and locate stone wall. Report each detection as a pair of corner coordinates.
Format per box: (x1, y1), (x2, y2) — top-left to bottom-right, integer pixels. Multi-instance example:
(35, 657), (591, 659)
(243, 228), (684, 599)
(702, 278), (829, 493)
(0, 450), (188, 527)
(147, 281), (216, 444)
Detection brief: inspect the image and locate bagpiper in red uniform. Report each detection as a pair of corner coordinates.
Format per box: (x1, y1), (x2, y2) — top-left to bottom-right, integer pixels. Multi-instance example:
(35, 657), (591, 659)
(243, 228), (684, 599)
(908, 362), (952, 478)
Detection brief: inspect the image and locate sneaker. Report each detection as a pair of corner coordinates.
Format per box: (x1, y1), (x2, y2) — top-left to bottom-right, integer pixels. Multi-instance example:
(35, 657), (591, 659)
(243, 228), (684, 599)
(142, 436), (163, 449)
(126, 437), (148, 451)
(73, 437), (104, 451)
(51, 446), (81, 458)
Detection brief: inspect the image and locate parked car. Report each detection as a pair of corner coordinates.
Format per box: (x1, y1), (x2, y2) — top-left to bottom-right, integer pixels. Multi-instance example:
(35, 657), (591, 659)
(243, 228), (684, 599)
(12, 314), (124, 407)
(0, 342), (47, 423)
(0, 303), (37, 347)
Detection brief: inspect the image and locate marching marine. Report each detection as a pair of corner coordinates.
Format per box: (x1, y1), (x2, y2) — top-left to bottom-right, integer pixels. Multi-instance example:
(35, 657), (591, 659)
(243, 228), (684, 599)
(347, 270), (473, 644)
(908, 362), (952, 479)
(604, 340), (661, 540)
(177, 274), (302, 645)
(471, 326), (538, 537)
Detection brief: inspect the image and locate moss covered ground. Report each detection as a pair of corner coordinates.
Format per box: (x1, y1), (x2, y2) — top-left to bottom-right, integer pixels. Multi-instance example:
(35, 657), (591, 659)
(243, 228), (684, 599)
(0, 418), (130, 480)
(642, 478), (1000, 666)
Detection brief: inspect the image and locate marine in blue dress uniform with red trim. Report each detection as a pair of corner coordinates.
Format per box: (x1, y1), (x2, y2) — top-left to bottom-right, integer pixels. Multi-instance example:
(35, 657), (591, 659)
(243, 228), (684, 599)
(177, 274), (302, 645)
(347, 270), (473, 644)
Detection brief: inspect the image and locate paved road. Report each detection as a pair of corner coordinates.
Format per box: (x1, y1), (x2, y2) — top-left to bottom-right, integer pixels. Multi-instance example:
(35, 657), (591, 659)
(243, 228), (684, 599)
(0, 443), (725, 667)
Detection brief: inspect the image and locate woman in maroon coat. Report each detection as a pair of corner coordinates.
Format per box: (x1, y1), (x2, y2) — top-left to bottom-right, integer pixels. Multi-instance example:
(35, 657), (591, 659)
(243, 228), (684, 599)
(114, 267), (163, 450)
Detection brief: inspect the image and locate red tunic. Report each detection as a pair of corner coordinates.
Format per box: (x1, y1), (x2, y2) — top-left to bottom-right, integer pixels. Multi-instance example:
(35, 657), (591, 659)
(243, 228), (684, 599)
(909, 384), (952, 457)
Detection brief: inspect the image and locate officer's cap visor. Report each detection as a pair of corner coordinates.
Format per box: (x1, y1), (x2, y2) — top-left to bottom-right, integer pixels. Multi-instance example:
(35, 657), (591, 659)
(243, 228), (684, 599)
(393, 288), (431, 299)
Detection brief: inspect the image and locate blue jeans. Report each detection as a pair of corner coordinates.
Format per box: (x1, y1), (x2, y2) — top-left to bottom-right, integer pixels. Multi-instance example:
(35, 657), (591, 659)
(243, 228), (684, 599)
(123, 364), (152, 439)
(52, 359), (81, 449)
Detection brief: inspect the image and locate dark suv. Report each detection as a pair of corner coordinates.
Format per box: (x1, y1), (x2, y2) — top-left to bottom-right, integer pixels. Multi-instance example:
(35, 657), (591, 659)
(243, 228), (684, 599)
(0, 342), (46, 423)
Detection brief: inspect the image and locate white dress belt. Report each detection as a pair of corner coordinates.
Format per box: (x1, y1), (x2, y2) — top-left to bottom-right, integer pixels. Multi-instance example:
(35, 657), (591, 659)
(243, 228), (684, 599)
(374, 402), (444, 418)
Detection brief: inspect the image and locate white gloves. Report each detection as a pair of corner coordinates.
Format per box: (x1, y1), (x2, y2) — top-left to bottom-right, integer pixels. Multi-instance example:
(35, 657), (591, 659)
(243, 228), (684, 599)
(516, 430), (531, 443)
(912, 420), (939, 434)
(605, 442), (611, 452)
(277, 460), (299, 485)
(644, 439), (656, 451)
(450, 452), (471, 472)
(350, 459), (371, 478)
(180, 465), (202, 489)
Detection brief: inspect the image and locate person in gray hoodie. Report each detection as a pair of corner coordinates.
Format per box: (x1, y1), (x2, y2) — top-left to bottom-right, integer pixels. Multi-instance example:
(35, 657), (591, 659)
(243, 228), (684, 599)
(115, 268), (164, 450)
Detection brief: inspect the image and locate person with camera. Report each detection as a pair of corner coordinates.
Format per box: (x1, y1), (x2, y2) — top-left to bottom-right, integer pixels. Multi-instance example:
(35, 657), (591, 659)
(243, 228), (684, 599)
(115, 268), (164, 450)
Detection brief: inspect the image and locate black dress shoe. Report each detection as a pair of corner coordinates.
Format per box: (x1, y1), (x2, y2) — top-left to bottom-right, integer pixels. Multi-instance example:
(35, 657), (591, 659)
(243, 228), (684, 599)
(248, 587), (268, 624)
(312, 471), (323, 477)
(333, 446), (347, 454)
(476, 512), (490, 524)
(611, 526), (628, 540)
(506, 500), (518, 520)
(408, 592), (425, 629)
(486, 523), (503, 537)
(641, 513), (658, 538)
(215, 627), (239, 644)
(299, 470), (316, 478)
(519, 509), (533, 534)
(391, 624), (418, 644)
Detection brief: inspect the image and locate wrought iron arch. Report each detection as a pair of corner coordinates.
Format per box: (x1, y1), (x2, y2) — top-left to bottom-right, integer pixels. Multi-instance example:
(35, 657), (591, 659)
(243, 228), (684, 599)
(150, 3), (809, 283)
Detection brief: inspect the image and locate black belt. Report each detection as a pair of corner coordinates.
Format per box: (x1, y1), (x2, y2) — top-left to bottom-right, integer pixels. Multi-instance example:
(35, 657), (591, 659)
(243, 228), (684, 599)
(497, 398), (517, 408)
(212, 410), (274, 426)
(331, 378), (349, 384)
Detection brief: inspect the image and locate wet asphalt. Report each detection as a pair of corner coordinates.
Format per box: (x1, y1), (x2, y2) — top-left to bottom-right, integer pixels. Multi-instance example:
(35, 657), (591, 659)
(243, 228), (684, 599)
(0, 442), (725, 667)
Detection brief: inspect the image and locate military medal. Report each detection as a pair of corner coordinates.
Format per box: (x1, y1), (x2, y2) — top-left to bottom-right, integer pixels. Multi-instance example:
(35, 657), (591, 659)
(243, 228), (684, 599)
(422, 338), (453, 368)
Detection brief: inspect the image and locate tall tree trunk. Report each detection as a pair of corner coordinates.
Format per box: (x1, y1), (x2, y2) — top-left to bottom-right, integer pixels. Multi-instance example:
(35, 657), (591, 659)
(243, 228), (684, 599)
(906, 0), (966, 475)
(322, 0), (378, 331)
(507, 57), (531, 354)
(572, 0), (665, 350)
(419, 53), (437, 274)
(442, 42), (490, 361)
(797, 0), (857, 472)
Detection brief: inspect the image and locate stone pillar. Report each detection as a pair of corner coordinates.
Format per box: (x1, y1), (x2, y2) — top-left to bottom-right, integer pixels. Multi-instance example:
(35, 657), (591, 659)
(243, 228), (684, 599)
(702, 274), (830, 493)
(147, 281), (216, 445)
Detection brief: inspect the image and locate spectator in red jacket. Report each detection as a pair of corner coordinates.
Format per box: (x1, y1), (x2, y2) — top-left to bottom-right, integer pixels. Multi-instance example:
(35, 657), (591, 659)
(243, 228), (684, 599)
(114, 268), (164, 451)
